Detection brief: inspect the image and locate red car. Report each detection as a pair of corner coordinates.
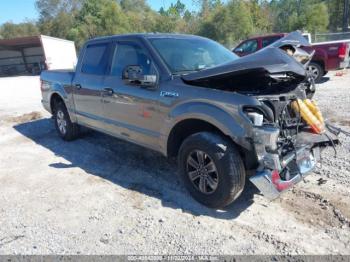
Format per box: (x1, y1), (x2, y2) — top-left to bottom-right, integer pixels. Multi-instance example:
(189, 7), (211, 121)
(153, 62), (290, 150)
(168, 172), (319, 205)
(233, 33), (350, 82)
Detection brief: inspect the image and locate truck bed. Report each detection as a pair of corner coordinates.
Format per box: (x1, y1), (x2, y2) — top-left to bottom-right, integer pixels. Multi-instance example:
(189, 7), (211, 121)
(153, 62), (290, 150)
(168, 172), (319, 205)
(40, 70), (75, 114)
(41, 70), (75, 86)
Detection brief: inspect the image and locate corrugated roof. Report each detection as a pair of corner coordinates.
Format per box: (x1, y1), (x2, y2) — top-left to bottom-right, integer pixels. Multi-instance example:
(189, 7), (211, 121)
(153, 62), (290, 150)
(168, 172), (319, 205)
(0, 36), (41, 50)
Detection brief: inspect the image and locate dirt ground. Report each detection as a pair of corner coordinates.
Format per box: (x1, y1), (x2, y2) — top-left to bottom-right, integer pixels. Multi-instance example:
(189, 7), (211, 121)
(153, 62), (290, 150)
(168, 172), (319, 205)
(0, 72), (349, 255)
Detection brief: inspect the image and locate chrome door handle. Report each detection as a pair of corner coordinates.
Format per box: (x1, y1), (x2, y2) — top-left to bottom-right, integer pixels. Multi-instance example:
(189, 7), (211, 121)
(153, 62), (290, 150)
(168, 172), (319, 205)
(103, 87), (114, 96)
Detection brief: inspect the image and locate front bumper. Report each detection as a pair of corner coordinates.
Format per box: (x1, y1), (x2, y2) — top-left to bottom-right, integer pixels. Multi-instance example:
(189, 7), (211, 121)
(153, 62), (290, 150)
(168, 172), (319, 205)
(249, 126), (338, 200)
(250, 146), (318, 199)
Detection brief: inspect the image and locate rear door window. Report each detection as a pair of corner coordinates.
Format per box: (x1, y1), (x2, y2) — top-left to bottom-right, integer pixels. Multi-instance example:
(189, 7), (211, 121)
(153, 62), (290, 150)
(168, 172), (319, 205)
(81, 43), (109, 75)
(262, 36), (282, 48)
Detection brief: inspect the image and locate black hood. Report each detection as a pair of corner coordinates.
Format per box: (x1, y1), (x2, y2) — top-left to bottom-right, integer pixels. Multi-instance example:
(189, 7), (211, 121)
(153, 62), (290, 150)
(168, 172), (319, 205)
(182, 31), (313, 95)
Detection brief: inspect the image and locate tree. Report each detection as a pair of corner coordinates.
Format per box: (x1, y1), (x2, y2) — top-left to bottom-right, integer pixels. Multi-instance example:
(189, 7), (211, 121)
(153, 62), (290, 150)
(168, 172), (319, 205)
(343, 0), (350, 31)
(247, 0), (272, 34)
(35, 0), (81, 40)
(195, 0), (223, 20)
(271, 0), (329, 33)
(0, 21), (39, 39)
(119, 0), (158, 33)
(168, 0), (186, 17)
(36, 0), (82, 18)
(71, 0), (130, 47)
(198, 0), (254, 46)
(119, 0), (151, 13)
(303, 3), (329, 34)
(153, 0), (195, 33)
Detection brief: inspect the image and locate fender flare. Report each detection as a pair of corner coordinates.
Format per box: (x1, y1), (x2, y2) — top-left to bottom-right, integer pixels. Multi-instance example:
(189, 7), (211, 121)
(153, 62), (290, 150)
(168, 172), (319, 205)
(162, 101), (252, 153)
(312, 48), (328, 70)
(49, 83), (77, 122)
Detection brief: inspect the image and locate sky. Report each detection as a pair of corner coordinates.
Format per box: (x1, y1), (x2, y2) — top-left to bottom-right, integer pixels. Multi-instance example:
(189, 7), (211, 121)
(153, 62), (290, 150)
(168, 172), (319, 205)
(0, 0), (199, 25)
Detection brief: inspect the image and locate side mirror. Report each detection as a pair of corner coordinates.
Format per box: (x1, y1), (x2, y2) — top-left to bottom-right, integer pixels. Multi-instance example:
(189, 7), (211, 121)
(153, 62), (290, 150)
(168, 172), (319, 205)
(122, 65), (157, 88)
(234, 48), (243, 53)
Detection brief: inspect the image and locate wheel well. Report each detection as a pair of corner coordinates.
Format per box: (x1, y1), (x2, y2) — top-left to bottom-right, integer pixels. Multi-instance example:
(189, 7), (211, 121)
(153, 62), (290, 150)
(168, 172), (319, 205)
(50, 93), (64, 114)
(311, 60), (324, 70)
(167, 119), (230, 158)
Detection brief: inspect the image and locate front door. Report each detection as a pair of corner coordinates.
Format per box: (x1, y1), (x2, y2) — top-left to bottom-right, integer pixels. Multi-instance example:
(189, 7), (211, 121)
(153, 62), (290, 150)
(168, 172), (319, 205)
(72, 42), (110, 129)
(233, 39), (259, 57)
(102, 40), (162, 151)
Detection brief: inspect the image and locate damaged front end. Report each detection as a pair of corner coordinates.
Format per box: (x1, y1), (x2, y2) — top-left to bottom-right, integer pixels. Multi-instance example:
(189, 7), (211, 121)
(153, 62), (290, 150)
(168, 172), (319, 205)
(244, 90), (339, 199)
(249, 124), (338, 200)
(182, 31), (339, 199)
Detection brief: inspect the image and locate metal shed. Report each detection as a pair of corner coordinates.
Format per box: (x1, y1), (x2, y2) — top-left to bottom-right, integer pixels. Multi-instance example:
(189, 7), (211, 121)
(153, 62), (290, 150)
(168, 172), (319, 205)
(0, 35), (77, 77)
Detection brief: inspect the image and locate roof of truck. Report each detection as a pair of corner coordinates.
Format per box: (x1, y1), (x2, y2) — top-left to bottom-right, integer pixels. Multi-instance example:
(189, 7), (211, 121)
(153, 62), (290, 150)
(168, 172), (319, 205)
(246, 33), (287, 41)
(88, 33), (207, 43)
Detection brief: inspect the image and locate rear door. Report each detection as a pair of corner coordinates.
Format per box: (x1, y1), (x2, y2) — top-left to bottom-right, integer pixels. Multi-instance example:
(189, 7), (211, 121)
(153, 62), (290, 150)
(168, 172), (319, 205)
(102, 39), (162, 151)
(261, 36), (283, 49)
(72, 42), (110, 129)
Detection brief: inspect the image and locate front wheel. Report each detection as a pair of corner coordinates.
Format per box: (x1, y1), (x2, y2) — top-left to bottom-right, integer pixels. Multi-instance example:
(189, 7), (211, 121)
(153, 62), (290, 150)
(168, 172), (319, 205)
(54, 101), (79, 141)
(178, 132), (245, 209)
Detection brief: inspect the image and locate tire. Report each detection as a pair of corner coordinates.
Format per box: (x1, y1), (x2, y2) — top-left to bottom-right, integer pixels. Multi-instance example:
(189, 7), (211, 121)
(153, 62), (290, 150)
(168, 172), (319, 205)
(307, 62), (324, 83)
(178, 132), (245, 209)
(53, 101), (79, 141)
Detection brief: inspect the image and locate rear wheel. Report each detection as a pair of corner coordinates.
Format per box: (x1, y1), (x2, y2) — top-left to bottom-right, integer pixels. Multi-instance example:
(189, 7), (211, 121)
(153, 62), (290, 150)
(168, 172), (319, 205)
(178, 132), (245, 209)
(307, 62), (324, 83)
(53, 101), (79, 141)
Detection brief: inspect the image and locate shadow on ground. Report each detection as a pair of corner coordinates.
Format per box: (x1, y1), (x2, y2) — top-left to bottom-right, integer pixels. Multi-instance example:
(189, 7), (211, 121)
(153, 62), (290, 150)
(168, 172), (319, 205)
(317, 76), (330, 84)
(14, 118), (259, 219)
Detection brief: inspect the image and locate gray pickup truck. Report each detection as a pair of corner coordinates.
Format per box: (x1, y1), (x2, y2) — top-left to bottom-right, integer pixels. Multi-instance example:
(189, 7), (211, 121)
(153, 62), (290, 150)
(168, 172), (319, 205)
(40, 32), (337, 208)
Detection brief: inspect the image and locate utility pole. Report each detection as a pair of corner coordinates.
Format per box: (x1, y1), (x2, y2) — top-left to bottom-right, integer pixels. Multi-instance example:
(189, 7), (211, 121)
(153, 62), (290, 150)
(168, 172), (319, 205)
(343, 0), (350, 32)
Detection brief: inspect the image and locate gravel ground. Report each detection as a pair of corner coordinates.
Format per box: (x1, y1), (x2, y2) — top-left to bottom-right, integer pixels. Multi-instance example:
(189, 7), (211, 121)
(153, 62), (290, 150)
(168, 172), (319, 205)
(0, 73), (349, 255)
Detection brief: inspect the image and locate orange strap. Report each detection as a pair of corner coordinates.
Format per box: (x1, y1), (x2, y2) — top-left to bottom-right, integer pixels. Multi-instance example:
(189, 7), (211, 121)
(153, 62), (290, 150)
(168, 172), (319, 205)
(291, 99), (325, 134)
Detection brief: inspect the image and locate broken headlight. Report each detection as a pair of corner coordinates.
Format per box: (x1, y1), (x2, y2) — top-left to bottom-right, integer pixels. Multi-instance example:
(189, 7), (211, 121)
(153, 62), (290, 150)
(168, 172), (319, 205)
(247, 112), (264, 126)
(243, 107), (266, 126)
(243, 103), (276, 126)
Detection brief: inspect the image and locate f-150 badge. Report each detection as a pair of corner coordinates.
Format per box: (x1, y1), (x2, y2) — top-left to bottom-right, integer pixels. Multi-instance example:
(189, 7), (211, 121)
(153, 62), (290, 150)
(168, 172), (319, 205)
(160, 91), (179, 97)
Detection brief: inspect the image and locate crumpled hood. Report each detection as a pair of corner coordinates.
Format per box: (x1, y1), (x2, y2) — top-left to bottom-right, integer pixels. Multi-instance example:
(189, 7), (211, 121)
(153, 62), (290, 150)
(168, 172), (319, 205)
(182, 31), (313, 95)
(269, 31), (310, 48)
(182, 47), (307, 81)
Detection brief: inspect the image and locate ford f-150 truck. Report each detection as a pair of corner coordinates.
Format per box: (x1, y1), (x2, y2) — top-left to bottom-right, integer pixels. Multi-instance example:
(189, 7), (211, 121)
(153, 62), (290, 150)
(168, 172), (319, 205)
(40, 32), (338, 208)
(233, 33), (350, 82)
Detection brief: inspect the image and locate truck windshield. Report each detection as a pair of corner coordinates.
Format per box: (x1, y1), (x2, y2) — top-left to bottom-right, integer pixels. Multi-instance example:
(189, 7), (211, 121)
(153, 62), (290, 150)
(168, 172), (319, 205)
(149, 37), (238, 74)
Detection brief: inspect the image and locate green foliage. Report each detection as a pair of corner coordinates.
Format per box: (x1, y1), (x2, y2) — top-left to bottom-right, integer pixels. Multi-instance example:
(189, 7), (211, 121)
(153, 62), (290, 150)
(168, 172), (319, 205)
(67, 0), (131, 48)
(271, 0), (329, 33)
(1, 0), (349, 49)
(303, 3), (329, 34)
(0, 21), (39, 39)
(35, 0), (80, 40)
(198, 0), (273, 46)
(327, 0), (349, 31)
(118, 0), (151, 13)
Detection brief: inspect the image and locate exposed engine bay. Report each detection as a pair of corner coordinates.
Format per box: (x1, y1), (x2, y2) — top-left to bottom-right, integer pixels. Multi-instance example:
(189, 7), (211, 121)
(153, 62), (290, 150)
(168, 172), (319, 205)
(248, 91), (338, 199)
(182, 31), (340, 198)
